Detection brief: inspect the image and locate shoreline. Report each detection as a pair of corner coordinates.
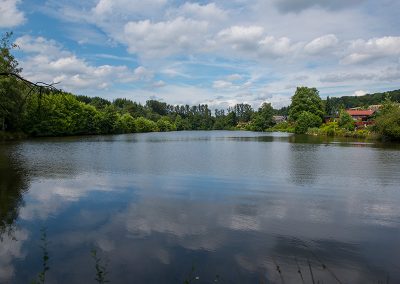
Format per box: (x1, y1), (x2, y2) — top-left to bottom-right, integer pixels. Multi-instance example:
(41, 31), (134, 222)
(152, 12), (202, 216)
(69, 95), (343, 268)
(1, 129), (396, 144)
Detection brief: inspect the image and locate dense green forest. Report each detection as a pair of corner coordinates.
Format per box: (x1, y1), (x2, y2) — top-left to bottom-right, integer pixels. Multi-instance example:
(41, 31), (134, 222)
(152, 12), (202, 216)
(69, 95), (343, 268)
(324, 90), (400, 116)
(1, 32), (400, 140)
(0, 33), (278, 136)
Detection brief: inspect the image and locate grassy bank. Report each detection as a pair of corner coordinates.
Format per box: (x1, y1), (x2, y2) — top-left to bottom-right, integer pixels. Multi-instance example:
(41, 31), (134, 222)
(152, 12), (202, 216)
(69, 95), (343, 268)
(266, 121), (295, 133)
(306, 122), (377, 139)
(267, 121), (382, 140)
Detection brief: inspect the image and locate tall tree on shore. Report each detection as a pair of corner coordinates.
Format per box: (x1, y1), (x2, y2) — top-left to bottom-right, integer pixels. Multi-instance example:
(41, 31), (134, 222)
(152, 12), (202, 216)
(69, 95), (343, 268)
(0, 32), (26, 131)
(325, 96), (333, 115)
(249, 102), (275, 131)
(288, 87), (324, 121)
(374, 98), (400, 140)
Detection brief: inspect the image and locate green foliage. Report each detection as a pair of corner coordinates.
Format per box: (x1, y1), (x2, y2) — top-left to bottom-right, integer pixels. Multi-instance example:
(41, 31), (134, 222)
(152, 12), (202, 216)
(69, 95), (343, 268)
(1, 44), (400, 140)
(146, 99), (168, 116)
(324, 89), (400, 110)
(1, 32), (21, 74)
(174, 115), (191, 130)
(96, 105), (118, 134)
(115, 113), (136, 133)
(212, 118), (226, 130)
(338, 110), (355, 131)
(229, 103), (253, 123)
(32, 227), (50, 284)
(23, 93), (121, 136)
(274, 106), (289, 116)
(268, 121), (295, 133)
(325, 96), (335, 116)
(0, 76), (27, 130)
(374, 100), (400, 140)
(24, 93), (85, 136)
(0, 32), (26, 131)
(134, 117), (157, 132)
(289, 87), (324, 121)
(319, 121), (338, 136)
(156, 117), (176, 132)
(224, 111), (237, 128)
(91, 249), (109, 284)
(308, 124), (372, 139)
(248, 103), (275, 131)
(295, 111), (322, 134)
(76, 96), (111, 110)
(0, 148), (27, 240)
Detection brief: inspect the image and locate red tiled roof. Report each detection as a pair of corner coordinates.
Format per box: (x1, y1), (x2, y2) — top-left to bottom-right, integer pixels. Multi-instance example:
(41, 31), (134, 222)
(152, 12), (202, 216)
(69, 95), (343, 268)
(346, 109), (375, 116)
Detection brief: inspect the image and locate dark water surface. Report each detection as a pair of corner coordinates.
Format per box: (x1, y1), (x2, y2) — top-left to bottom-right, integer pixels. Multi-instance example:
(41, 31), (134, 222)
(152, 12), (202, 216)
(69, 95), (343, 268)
(1, 131), (399, 283)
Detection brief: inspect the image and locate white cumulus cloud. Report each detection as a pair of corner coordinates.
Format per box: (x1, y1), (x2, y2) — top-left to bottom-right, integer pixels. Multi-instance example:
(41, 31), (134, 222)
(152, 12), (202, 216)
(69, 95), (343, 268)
(342, 36), (400, 64)
(258, 36), (298, 57)
(0, 0), (25, 28)
(352, 90), (367, 96)
(304, 34), (338, 54)
(15, 35), (153, 91)
(217, 25), (264, 51)
(171, 2), (227, 21)
(123, 17), (209, 57)
(92, 0), (167, 17)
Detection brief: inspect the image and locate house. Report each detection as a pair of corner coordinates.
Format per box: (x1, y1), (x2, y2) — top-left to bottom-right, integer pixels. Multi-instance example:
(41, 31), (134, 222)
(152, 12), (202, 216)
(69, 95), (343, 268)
(346, 109), (375, 128)
(346, 109), (375, 120)
(273, 116), (286, 123)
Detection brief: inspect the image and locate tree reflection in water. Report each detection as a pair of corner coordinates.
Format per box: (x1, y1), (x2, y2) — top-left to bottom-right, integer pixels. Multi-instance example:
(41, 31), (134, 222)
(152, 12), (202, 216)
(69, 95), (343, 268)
(0, 146), (29, 240)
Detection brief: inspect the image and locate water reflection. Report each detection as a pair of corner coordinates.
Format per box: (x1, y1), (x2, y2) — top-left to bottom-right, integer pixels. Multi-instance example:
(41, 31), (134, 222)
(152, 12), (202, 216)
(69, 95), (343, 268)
(288, 143), (320, 185)
(0, 145), (29, 236)
(0, 132), (399, 283)
(0, 145), (30, 282)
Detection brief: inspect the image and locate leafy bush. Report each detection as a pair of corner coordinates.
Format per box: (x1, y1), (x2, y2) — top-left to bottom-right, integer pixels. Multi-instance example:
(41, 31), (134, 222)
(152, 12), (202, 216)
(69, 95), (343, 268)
(268, 121), (295, 132)
(374, 101), (400, 140)
(156, 117), (176, 132)
(338, 110), (355, 130)
(115, 113), (136, 133)
(134, 117), (158, 132)
(295, 111), (322, 134)
(247, 103), (275, 131)
(174, 115), (191, 131)
(307, 122), (371, 138)
(319, 122), (338, 136)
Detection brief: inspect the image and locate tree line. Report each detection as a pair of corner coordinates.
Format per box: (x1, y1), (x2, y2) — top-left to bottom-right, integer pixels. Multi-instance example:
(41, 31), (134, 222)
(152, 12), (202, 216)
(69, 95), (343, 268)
(325, 90), (400, 116)
(1, 32), (399, 140)
(0, 32), (280, 136)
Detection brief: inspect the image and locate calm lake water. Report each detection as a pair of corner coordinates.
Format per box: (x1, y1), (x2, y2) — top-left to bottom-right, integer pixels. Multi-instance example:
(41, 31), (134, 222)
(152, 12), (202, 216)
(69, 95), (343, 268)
(1, 131), (400, 283)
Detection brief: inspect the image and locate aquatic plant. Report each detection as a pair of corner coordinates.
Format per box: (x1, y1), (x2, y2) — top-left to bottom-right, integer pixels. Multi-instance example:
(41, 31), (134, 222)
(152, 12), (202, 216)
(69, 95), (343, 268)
(91, 248), (110, 284)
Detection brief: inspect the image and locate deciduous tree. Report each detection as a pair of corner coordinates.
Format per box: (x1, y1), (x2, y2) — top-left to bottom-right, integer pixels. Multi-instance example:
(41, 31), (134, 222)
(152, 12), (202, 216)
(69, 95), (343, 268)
(289, 87), (324, 121)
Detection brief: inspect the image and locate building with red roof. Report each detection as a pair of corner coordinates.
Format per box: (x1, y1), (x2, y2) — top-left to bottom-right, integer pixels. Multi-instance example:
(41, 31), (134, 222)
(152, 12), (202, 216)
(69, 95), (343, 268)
(346, 109), (375, 128)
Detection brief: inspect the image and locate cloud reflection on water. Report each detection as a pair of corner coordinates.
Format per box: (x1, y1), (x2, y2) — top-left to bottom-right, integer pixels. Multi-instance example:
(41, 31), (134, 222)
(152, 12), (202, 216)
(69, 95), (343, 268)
(0, 132), (399, 283)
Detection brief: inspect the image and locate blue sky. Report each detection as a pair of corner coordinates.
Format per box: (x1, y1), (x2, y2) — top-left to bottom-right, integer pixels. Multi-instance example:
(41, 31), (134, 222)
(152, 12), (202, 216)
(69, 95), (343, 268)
(1, 0), (399, 108)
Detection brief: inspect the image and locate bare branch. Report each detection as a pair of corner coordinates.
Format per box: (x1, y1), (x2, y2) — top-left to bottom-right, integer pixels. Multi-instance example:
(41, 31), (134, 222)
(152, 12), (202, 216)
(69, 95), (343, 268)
(0, 72), (62, 93)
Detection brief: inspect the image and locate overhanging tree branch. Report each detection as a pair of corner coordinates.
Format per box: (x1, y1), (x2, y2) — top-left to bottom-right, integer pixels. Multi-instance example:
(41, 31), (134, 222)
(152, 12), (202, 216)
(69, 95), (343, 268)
(0, 72), (61, 92)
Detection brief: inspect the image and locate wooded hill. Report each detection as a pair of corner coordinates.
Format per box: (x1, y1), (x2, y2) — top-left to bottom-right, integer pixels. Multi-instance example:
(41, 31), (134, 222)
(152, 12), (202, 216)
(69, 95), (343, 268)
(325, 89), (400, 115)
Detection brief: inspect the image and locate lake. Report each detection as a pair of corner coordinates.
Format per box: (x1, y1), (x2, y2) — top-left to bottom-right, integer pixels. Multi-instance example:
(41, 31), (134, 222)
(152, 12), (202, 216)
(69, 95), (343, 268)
(0, 131), (399, 283)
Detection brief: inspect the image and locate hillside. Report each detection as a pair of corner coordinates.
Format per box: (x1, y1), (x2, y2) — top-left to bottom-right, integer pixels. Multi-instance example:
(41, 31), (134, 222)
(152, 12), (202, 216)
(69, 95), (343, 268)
(326, 89), (400, 112)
